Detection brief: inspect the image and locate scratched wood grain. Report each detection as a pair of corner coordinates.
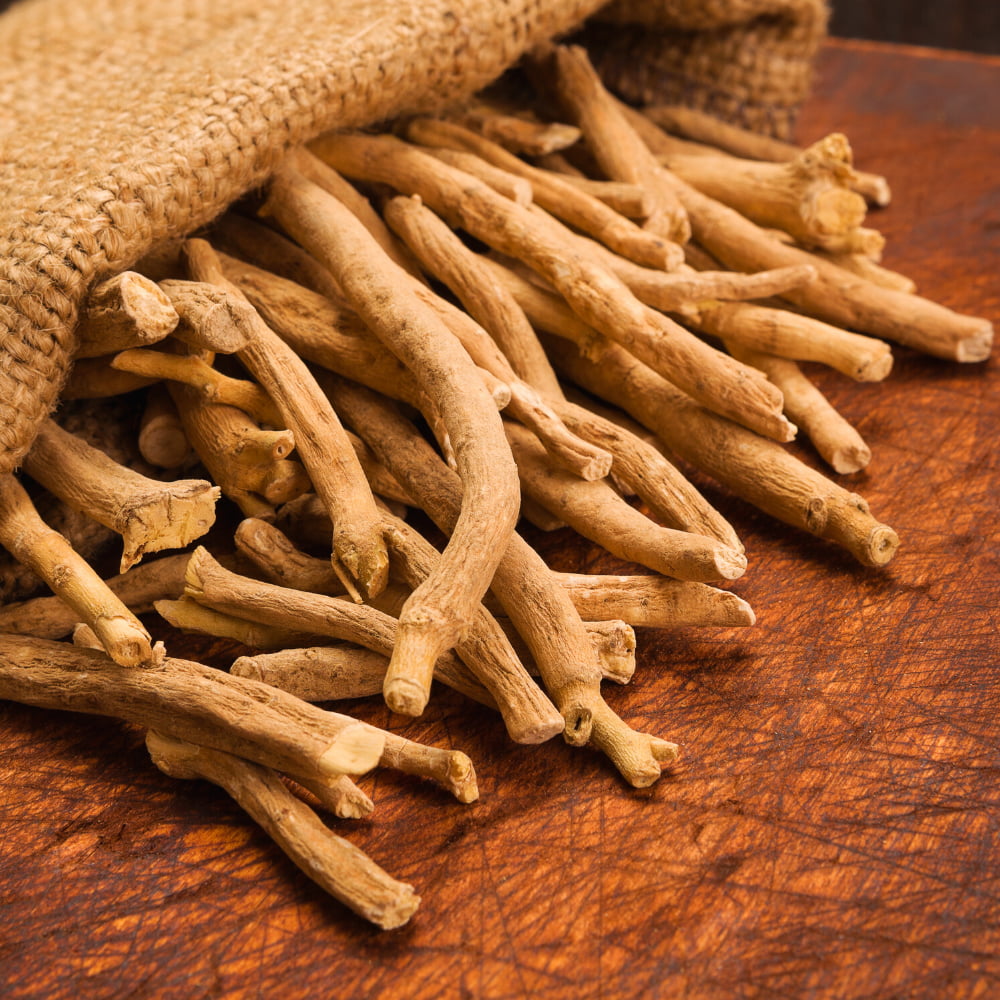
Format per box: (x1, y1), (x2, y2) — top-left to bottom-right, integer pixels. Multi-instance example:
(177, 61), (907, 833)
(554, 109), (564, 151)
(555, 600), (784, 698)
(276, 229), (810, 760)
(1, 39), (999, 1000)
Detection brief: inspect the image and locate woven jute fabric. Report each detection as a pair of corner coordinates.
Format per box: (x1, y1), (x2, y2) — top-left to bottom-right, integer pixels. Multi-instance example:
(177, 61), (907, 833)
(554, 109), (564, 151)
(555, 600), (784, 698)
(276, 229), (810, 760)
(584, 0), (828, 138)
(0, 0), (825, 485)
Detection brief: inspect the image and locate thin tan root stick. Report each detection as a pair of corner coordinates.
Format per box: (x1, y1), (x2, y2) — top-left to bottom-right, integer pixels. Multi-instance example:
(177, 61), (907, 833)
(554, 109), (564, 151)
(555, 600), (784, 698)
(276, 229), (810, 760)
(555, 573), (756, 629)
(184, 547), (479, 706)
(520, 496), (567, 532)
(550, 397), (742, 551)
(324, 378), (674, 786)
(588, 699), (680, 788)
(498, 618), (636, 686)
(726, 343), (872, 474)
(155, 597), (323, 651)
(640, 104), (892, 207)
(263, 164), (520, 718)
(449, 104), (581, 156)
(0, 552), (190, 639)
(252, 495), (563, 743)
(660, 171), (992, 362)
(185, 239), (389, 599)
(288, 147), (423, 279)
(531, 154), (652, 217)
(113, 348), (283, 426)
(545, 334), (900, 568)
(422, 146), (533, 205)
(232, 641), (506, 722)
(405, 117), (680, 271)
(637, 121), (874, 255)
(215, 252), (426, 411)
(546, 43), (690, 243)
(0, 475), (152, 666)
(71, 623), (104, 651)
(505, 421), (746, 582)
(75, 271), (179, 359)
(0, 633), (383, 779)
(146, 731), (417, 929)
(380, 508), (563, 744)
(386, 194), (561, 396)
(167, 382), (300, 519)
(316, 132), (791, 441)
(213, 213), (347, 303)
(558, 228), (817, 315)
(692, 301), (893, 382)
(24, 418), (219, 572)
(234, 518), (345, 595)
(139, 385), (191, 469)
(289, 773), (375, 821)
(346, 432), (414, 507)
(814, 251), (917, 294)
(374, 729), (479, 804)
(62, 357), (156, 400)
(158, 279), (256, 353)
(383, 195), (611, 479)
(231, 643), (390, 701)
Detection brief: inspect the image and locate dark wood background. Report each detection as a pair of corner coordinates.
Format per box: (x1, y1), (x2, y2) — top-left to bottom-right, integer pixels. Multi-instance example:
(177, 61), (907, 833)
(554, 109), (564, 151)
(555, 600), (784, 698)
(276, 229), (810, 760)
(2, 38), (999, 1000)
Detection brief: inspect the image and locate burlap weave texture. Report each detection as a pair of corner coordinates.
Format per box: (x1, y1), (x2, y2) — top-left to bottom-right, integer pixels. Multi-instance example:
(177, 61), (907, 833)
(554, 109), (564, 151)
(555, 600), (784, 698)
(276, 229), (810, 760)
(0, 0), (825, 482)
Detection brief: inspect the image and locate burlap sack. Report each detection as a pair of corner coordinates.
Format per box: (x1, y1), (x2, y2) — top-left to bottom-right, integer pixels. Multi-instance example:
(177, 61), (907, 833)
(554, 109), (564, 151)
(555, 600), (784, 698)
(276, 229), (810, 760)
(0, 0), (826, 486)
(585, 0), (827, 137)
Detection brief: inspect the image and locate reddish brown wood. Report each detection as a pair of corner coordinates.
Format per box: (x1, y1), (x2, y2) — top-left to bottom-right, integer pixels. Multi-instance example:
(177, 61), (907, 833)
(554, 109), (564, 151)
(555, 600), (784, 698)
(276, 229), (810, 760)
(1, 40), (998, 999)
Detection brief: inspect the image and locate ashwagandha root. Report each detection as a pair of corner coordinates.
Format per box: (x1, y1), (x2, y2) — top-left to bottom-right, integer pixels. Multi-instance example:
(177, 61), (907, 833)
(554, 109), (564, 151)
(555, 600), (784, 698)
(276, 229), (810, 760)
(113, 348), (283, 426)
(628, 110), (875, 255)
(448, 102), (581, 157)
(231, 643), (391, 701)
(313, 132), (792, 442)
(544, 334), (900, 568)
(62, 356), (156, 400)
(263, 163), (521, 718)
(289, 772), (375, 822)
(23, 418), (219, 572)
(549, 396), (742, 551)
(0, 475), (153, 666)
(184, 239), (389, 600)
(0, 633), (384, 780)
(726, 342), (872, 474)
(404, 117), (680, 271)
(138, 385), (191, 469)
(815, 250), (916, 294)
(688, 299), (893, 382)
(504, 420), (746, 583)
(323, 376), (679, 787)
(156, 596), (325, 651)
(382, 195), (612, 479)
(422, 145), (534, 205)
(640, 104), (892, 207)
(554, 573), (756, 629)
(157, 279), (256, 354)
(658, 169), (993, 363)
(215, 252), (425, 407)
(75, 271), (179, 359)
(0, 552), (191, 639)
(146, 731), (419, 929)
(530, 152), (653, 218)
(167, 381), (306, 519)
(545, 44), (690, 244)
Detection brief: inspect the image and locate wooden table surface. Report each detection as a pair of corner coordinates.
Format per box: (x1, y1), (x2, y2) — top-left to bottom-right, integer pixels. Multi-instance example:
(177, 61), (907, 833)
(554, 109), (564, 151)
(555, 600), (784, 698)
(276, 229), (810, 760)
(2, 38), (999, 1000)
